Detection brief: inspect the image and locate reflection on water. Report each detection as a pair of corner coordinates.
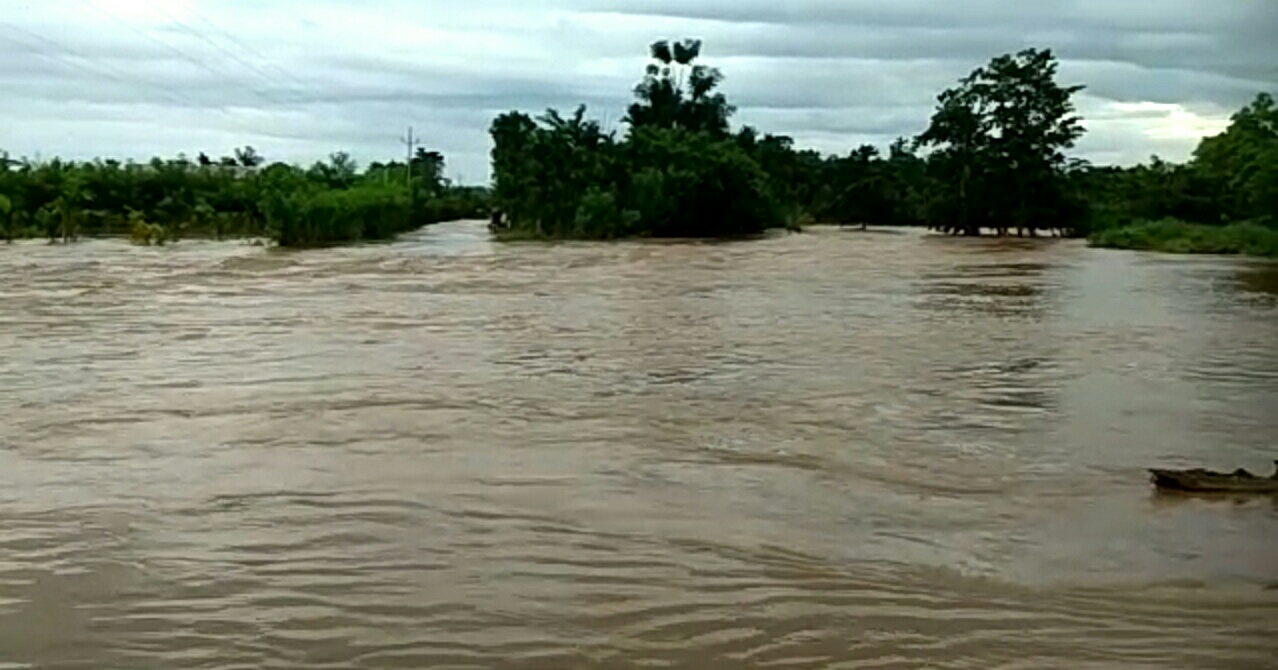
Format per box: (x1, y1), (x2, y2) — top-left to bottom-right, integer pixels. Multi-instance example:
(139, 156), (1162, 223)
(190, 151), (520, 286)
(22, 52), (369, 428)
(1, 223), (1276, 669)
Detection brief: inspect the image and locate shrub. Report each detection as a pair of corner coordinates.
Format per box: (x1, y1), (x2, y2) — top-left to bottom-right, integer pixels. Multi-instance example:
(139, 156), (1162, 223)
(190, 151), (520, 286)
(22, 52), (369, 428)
(129, 212), (168, 246)
(1089, 219), (1278, 257)
(272, 184), (413, 248)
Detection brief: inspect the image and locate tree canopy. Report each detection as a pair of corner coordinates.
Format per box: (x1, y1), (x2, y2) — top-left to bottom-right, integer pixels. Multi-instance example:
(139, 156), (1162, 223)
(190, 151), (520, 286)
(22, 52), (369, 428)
(1, 41), (1271, 250)
(490, 40), (780, 239)
(917, 48), (1086, 236)
(1192, 93), (1278, 224)
(488, 42), (1272, 242)
(1076, 92), (1277, 235)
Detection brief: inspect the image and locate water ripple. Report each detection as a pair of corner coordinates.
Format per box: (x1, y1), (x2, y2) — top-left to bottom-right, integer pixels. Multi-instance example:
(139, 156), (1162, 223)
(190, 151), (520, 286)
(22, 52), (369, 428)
(0, 224), (1275, 668)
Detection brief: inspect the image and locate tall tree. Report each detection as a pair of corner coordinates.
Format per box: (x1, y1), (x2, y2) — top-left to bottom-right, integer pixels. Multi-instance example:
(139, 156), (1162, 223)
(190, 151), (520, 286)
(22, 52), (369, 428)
(626, 39), (734, 137)
(917, 48), (1085, 235)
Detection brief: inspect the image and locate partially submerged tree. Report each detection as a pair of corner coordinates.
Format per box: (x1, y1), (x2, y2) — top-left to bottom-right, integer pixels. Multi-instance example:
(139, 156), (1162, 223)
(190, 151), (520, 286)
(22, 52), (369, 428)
(917, 48), (1085, 235)
(0, 146), (485, 247)
(489, 40), (780, 239)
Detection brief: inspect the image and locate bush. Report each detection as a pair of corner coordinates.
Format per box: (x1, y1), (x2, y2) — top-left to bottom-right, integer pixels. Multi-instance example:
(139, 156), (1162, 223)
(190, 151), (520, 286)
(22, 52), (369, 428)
(1089, 219), (1278, 257)
(128, 211), (168, 245)
(272, 184), (413, 248)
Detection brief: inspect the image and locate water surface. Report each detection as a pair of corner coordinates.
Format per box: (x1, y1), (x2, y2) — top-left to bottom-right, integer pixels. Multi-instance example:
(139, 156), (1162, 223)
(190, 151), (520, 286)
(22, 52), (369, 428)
(2, 223), (1276, 668)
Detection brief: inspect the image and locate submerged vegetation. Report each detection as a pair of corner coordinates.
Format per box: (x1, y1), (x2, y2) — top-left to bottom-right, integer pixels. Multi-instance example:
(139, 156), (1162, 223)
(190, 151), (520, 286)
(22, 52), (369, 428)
(491, 40), (1275, 251)
(489, 42), (1091, 240)
(489, 40), (783, 239)
(1089, 221), (1278, 257)
(0, 147), (488, 247)
(1, 39), (1272, 254)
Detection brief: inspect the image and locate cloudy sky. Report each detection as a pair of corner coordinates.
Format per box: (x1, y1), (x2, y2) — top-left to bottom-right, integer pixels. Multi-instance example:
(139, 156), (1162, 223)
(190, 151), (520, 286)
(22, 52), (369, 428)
(1, 0), (1274, 182)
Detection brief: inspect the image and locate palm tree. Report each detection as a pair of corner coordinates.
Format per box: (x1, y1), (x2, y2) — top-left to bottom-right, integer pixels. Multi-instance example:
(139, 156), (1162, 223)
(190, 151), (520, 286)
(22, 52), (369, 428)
(234, 146), (263, 169)
(627, 39), (734, 136)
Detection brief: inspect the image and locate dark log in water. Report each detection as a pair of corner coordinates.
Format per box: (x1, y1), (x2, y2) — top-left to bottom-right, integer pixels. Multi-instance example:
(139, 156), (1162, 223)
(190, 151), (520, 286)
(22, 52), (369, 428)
(1150, 462), (1278, 494)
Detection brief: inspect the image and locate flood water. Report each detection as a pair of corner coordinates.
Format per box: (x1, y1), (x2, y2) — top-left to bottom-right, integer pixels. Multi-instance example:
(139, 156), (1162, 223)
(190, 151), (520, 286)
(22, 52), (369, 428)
(1, 222), (1276, 669)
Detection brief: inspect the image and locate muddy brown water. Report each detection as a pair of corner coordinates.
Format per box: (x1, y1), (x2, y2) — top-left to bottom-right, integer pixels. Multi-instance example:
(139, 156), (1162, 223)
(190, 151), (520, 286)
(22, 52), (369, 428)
(1, 222), (1276, 669)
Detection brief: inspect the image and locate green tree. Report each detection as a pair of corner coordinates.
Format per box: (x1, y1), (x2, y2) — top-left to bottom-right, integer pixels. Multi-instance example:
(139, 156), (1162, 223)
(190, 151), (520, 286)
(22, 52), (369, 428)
(234, 146), (263, 169)
(489, 111), (541, 230)
(0, 143), (480, 246)
(412, 148), (446, 197)
(917, 48), (1085, 235)
(489, 40), (781, 240)
(626, 39), (734, 137)
(1193, 92), (1278, 225)
(309, 152), (359, 188)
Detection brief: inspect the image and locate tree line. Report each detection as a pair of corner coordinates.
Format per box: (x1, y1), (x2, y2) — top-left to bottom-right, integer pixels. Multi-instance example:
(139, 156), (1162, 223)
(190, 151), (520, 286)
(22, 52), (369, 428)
(0, 146), (489, 247)
(1, 40), (1272, 252)
(490, 40), (1276, 248)
(1079, 93), (1277, 255)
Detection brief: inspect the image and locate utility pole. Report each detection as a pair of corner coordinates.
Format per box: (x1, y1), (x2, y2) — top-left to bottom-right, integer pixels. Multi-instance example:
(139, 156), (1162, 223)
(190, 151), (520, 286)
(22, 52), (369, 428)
(400, 126), (419, 188)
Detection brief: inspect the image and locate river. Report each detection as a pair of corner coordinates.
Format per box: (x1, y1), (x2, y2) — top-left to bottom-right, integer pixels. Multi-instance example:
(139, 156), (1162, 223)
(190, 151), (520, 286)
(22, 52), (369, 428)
(1, 222), (1275, 669)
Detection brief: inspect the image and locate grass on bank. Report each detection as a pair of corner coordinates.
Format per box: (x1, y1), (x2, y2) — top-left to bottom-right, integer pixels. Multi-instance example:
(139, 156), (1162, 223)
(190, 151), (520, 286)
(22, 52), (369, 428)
(1088, 219), (1278, 258)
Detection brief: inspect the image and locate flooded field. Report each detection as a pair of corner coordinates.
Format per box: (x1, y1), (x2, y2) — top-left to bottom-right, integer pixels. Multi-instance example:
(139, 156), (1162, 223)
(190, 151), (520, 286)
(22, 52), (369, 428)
(1, 222), (1275, 669)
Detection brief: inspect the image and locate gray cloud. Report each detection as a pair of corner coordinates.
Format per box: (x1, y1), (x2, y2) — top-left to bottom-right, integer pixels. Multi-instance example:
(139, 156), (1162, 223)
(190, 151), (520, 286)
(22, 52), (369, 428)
(1, 0), (1273, 181)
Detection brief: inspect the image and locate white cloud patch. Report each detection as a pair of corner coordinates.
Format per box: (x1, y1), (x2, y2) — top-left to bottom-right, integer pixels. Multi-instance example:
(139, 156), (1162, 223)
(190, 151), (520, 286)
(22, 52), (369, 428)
(1, 0), (1273, 181)
(1107, 102), (1233, 140)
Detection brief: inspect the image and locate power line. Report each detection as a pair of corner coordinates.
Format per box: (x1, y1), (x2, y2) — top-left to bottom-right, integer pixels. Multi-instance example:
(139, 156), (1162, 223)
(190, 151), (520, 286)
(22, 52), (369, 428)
(144, 0), (408, 160)
(74, 0), (290, 111)
(0, 21), (269, 142)
(138, 0), (319, 106)
(164, 0), (432, 161)
(1, 23), (213, 114)
(162, 0), (321, 101)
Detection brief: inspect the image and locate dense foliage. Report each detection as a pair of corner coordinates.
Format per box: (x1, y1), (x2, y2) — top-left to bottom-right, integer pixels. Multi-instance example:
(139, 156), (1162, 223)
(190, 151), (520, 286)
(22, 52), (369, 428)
(2, 40), (1271, 252)
(1089, 220), (1278, 257)
(916, 49), (1087, 236)
(0, 147), (489, 247)
(490, 40), (782, 239)
(491, 40), (1273, 248)
(490, 43), (1086, 239)
(1080, 93), (1277, 232)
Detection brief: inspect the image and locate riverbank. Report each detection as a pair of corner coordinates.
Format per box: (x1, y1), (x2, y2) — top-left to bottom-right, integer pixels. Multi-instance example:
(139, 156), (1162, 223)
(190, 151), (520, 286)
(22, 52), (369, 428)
(1089, 220), (1278, 258)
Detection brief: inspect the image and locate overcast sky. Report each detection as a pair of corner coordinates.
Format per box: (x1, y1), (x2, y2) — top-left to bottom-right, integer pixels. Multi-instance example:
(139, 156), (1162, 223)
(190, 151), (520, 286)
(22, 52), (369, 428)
(1, 0), (1274, 182)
